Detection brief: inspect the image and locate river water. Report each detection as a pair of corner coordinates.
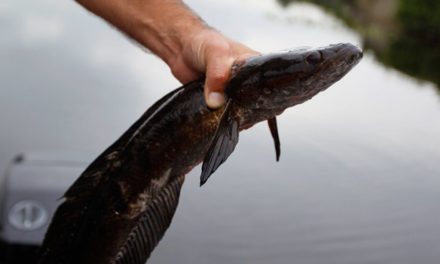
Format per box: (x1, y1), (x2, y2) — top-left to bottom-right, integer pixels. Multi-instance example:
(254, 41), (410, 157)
(1, 0), (440, 263)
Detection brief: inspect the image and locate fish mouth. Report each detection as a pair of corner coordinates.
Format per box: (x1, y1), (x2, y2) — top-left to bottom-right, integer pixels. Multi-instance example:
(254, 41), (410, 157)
(320, 43), (363, 68)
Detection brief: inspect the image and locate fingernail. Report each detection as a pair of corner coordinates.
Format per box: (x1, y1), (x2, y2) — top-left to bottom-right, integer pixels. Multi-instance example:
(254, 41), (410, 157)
(207, 92), (225, 109)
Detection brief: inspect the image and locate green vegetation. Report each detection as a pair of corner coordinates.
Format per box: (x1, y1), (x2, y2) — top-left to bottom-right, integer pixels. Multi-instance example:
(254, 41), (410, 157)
(386, 0), (440, 87)
(278, 0), (440, 89)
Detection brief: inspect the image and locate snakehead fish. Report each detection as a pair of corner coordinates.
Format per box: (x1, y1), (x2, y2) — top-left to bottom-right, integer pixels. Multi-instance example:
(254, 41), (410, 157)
(39, 43), (362, 264)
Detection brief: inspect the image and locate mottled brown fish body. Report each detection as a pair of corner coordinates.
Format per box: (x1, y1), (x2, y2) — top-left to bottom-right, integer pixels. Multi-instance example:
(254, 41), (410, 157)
(39, 43), (362, 264)
(39, 82), (222, 263)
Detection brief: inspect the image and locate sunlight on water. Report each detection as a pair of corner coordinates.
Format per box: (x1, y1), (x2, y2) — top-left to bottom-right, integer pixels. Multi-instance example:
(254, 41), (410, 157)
(1, 0), (439, 263)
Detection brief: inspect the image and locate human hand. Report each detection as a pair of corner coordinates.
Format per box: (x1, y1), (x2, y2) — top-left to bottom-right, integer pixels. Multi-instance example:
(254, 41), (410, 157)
(75, 0), (257, 108)
(168, 29), (258, 109)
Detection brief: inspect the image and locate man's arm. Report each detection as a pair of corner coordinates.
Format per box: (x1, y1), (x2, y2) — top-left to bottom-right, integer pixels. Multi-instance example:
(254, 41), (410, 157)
(76, 0), (257, 108)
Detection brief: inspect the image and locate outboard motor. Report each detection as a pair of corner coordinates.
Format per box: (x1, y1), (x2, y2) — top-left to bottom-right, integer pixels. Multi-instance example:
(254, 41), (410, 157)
(0, 153), (90, 263)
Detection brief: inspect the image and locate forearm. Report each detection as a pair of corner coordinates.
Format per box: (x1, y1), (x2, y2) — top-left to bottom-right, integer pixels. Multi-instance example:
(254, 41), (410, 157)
(76, 0), (207, 64)
(76, 0), (258, 108)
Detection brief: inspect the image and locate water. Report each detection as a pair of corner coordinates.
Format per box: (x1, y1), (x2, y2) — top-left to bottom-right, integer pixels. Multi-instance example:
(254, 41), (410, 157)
(1, 0), (440, 263)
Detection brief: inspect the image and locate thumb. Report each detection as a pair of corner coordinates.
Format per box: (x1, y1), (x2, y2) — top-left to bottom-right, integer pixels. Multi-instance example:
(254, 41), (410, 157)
(204, 54), (234, 109)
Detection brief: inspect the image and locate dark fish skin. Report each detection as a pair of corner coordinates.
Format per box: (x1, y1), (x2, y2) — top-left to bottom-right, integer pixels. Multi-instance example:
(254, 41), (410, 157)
(38, 43), (362, 264)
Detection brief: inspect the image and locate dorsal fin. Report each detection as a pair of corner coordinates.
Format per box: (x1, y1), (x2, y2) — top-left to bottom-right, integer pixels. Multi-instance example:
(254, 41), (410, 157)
(39, 85), (187, 263)
(114, 175), (185, 264)
(64, 85), (185, 198)
(267, 117), (281, 161)
(200, 100), (239, 186)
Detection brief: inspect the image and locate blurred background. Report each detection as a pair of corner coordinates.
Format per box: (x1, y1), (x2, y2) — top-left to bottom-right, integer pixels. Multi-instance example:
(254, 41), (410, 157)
(1, 0), (439, 263)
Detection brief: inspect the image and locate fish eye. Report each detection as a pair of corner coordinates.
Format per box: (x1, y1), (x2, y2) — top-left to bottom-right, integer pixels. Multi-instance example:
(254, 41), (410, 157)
(305, 51), (321, 65)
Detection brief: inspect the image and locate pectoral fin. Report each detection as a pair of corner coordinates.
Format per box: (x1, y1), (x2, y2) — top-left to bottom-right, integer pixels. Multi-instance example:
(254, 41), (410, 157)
(201, 100), (239, 186)
(268, 117), (281, 161)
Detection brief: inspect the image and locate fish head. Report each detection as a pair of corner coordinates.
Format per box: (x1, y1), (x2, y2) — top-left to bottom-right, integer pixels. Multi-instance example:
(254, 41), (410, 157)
(227, 43), (362, 124)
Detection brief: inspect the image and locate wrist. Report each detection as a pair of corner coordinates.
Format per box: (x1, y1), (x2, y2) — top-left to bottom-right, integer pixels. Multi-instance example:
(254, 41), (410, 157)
(163, 18), (210, 67)
(137, 1), (208, 66)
